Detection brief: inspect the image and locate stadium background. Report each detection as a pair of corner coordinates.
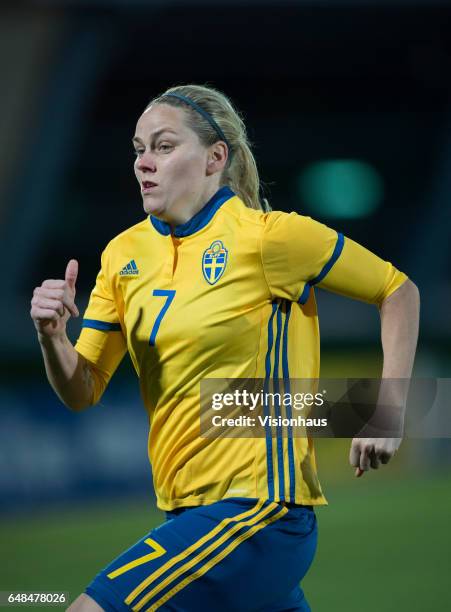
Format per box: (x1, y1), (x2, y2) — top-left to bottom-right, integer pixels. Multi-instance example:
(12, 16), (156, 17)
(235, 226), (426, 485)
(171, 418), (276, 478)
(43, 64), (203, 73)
(0, 0), (450, 609)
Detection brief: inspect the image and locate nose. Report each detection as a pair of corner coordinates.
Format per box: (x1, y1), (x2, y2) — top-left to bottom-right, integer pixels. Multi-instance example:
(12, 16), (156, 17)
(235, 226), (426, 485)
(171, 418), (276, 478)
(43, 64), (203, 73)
(136, 151), (157, 173)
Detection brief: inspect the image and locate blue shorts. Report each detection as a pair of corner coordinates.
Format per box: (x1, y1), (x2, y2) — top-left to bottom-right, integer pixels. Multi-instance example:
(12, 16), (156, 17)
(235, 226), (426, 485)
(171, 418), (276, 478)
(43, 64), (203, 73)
(86, 498), (317, 611)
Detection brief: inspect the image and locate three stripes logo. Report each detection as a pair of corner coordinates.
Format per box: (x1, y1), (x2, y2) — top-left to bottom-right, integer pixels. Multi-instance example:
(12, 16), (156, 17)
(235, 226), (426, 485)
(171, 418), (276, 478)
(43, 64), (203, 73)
(122, 500), (287, 611)
(119, 259), (139, 276)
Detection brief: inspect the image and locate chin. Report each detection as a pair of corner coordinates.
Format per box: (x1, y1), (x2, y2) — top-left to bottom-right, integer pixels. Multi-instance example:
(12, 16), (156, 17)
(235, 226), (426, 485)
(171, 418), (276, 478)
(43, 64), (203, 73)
(143, 196), (166, 218)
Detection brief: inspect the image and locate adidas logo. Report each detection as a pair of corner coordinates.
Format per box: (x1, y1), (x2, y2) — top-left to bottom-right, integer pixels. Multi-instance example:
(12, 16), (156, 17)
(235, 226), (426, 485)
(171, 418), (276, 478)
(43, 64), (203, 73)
(119, 259), (139, 276)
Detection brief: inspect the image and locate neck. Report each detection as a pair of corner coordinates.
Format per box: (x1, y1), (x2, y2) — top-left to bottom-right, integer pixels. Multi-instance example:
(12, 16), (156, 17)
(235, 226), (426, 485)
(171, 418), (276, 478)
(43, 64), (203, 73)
(149, 185), (234, 238)
(166, 183), (222, 229)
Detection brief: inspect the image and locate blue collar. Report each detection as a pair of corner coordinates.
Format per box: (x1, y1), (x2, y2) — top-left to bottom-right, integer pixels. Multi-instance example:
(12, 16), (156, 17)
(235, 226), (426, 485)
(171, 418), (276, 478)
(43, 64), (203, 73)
(150, 186), (235, 238)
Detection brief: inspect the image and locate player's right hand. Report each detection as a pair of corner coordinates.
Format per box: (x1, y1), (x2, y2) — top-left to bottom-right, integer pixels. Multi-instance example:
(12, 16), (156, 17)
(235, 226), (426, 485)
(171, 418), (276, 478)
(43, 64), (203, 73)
(30, 259), (80, 338)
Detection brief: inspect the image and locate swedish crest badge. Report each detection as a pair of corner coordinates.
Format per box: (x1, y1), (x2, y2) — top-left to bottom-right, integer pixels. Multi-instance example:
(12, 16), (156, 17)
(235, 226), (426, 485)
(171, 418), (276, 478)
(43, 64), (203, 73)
(202, 240), (228, 285)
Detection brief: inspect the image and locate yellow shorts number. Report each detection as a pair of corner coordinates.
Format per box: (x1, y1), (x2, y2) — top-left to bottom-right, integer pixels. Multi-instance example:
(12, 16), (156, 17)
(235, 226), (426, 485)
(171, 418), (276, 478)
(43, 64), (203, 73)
(107, 538), (167, 580)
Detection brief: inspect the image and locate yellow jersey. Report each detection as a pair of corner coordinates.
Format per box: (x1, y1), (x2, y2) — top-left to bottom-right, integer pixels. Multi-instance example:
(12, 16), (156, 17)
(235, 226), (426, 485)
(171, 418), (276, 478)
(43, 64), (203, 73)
(75, 186), (407, 510)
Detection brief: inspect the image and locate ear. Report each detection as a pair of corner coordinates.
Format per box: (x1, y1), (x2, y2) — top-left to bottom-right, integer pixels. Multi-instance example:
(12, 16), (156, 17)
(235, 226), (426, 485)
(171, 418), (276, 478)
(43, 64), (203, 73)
(206, 142), (229, 176)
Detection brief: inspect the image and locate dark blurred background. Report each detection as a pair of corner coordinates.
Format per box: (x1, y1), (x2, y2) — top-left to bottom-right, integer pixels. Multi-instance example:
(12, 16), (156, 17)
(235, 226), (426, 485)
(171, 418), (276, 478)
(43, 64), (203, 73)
(1, 1), (450, 610)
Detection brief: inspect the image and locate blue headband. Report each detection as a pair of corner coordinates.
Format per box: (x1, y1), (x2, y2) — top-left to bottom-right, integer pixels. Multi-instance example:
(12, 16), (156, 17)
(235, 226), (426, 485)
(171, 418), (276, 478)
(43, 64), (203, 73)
(163, 92), (233, 158)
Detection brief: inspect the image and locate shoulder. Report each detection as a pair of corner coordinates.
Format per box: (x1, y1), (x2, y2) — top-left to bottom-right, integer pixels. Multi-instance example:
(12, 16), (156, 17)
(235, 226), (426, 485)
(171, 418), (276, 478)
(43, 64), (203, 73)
(96, 218), (151, 278)
(220, 197), (327, 249)
(220, 195), (298, 233)
(102, 218), (150, 256)
(262, 210), (324, 246)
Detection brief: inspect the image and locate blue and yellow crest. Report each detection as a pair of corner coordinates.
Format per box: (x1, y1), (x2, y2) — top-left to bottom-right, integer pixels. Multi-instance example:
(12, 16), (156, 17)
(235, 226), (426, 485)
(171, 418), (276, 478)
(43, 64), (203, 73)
(202, 240), (228, 285)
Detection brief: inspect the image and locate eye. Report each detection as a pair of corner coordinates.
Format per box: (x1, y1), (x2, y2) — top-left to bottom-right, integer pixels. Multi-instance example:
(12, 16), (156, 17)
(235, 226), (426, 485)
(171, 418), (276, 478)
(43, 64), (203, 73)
(158, 142), (174, 152)
(133, 148), (145, 157)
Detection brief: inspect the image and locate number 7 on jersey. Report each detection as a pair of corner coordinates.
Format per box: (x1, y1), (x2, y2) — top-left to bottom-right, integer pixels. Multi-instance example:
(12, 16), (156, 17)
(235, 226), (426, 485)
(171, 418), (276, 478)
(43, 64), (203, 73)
(149, 289), (176, 346)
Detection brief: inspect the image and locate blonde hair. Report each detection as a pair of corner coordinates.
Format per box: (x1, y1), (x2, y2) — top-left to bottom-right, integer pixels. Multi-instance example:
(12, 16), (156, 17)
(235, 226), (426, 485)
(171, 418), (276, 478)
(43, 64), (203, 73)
(146, 84), (270, 212)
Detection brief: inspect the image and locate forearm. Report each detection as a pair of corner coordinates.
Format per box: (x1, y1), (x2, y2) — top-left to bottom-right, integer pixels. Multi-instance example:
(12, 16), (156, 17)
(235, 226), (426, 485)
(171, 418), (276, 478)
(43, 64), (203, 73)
(38, 332), (94, 411)
(379, 278), (420, 411)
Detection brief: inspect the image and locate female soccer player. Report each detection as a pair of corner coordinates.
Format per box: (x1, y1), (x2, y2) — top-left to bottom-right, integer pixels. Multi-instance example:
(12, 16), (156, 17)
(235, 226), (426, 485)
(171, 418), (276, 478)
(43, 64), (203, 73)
(31, 84), (419, 611)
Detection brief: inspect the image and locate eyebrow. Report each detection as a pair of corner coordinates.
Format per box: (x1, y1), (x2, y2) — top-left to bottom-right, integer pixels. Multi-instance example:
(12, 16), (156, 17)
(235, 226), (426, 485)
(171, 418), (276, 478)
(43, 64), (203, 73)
(132, 128), (178, 144)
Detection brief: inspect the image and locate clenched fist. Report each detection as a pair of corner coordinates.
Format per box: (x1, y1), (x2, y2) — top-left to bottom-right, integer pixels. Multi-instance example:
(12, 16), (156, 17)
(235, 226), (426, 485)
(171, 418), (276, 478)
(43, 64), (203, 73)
(350, 436), (402, 477)
(30, 259), (80, 339)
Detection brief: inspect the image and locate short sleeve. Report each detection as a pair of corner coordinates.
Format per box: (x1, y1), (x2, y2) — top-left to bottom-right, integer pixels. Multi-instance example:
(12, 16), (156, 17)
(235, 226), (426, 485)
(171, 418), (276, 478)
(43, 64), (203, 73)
(261, 211), (408, 306)
(317, 236), (408, 306)
(261, 212), (343, 302)
(75, 247), (127, 403)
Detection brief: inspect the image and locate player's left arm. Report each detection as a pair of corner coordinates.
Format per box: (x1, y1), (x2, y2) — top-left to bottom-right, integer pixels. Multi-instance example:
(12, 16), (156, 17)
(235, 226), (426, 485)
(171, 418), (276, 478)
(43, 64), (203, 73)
(351, 278), (419, 476)
(261, 214), (420, 475)
(317, 236), (420, 477)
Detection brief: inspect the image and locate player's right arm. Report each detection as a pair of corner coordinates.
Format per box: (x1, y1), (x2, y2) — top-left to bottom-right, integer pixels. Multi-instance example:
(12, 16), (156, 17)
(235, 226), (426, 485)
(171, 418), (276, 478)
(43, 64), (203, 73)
(30, 259), (94, 411)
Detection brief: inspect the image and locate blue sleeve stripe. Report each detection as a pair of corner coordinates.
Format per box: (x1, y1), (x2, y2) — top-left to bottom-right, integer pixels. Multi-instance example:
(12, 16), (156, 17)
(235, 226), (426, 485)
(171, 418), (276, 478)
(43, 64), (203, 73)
(311, 232), (345, 285)
(297, 283), (311, 305)
(298, 232), (345, 304)
(82, 319), (122, 332)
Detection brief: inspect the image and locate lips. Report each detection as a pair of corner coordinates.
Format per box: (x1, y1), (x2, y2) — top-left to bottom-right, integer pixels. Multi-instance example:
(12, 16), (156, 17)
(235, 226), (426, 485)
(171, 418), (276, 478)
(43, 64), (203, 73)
(141, 181), (158, 194)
